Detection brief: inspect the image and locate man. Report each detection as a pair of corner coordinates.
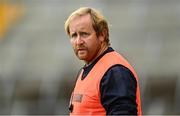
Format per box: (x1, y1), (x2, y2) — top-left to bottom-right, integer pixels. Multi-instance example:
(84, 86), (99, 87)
(64, 7), (142, 115)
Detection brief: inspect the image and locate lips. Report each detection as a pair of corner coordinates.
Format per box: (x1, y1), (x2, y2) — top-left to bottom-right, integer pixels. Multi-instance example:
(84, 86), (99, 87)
(77, 47), (86, 51)
(78, 48), (85, 51)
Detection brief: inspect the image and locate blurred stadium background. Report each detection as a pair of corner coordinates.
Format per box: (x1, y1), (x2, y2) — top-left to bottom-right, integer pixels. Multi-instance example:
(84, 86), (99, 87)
(0, 0), (180, 115)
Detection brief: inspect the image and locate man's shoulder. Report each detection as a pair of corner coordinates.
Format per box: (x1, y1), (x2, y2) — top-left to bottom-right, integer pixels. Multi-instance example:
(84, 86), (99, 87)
(103, 64), (137, 83)
(107, 64), (131, 74)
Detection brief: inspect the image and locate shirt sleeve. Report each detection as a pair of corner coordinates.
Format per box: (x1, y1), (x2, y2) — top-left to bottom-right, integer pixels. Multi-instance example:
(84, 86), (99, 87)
(100, 64), (137, 115)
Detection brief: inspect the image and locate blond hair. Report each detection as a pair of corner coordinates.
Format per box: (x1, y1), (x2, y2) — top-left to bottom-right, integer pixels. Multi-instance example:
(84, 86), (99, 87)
(64, 7), (110, 45)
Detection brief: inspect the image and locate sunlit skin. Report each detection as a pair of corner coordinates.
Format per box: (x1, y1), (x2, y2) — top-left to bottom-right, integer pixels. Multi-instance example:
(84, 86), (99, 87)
(69, 14), (108, 64)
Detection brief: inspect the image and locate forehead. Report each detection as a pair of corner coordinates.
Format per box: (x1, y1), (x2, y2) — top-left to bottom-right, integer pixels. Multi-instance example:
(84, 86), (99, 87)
(69, 14), (94, 32)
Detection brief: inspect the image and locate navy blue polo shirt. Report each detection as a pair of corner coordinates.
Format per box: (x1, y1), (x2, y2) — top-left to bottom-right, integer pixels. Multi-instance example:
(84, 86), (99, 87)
(80, 47), (137, 115)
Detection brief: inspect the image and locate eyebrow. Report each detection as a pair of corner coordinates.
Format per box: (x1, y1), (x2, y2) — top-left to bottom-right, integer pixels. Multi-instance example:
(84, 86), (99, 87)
(70, 31), (76, 35)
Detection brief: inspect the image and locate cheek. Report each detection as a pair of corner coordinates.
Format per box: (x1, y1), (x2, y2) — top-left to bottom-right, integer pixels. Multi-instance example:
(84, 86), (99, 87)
(70, 40), (76, 47)
(88, 39), (100, 49)
(70, 41), (78, 54)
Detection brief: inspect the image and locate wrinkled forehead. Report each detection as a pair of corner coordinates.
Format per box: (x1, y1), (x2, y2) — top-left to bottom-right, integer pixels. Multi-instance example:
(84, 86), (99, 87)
(69, 15), (95, 33)
(69, 14), (93, 28)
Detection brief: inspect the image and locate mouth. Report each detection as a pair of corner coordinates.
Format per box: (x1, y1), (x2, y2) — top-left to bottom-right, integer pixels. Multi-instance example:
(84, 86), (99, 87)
(77, 48), (86, 51)
(77, 48), (87, 55)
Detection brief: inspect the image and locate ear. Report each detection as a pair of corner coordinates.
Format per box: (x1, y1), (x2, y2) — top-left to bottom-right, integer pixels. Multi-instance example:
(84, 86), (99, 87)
(99, 30), (107, 42)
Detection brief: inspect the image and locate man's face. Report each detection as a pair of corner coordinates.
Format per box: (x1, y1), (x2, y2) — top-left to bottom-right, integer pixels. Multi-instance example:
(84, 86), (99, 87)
(69, 14), (102, 64)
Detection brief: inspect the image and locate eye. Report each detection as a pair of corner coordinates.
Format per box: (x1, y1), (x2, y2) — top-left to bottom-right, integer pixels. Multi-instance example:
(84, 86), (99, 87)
(71, 33), (77, 39)
(80, 32), (90, 38)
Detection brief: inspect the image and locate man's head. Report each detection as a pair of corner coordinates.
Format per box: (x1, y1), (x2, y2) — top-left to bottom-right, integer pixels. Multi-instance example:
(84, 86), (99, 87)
(65, 7), (110, 45)
(65, 7), (110, 64)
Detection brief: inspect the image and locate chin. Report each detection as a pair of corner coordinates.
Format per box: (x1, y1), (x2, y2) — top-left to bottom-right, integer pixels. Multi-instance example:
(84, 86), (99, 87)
(77, 55), (87, 60)
(78, 56), (86, 60)
(77, 53), (86, 58)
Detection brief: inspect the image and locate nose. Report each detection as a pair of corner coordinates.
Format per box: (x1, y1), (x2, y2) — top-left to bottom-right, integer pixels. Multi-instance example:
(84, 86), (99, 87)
(76, 36), (84, 45)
